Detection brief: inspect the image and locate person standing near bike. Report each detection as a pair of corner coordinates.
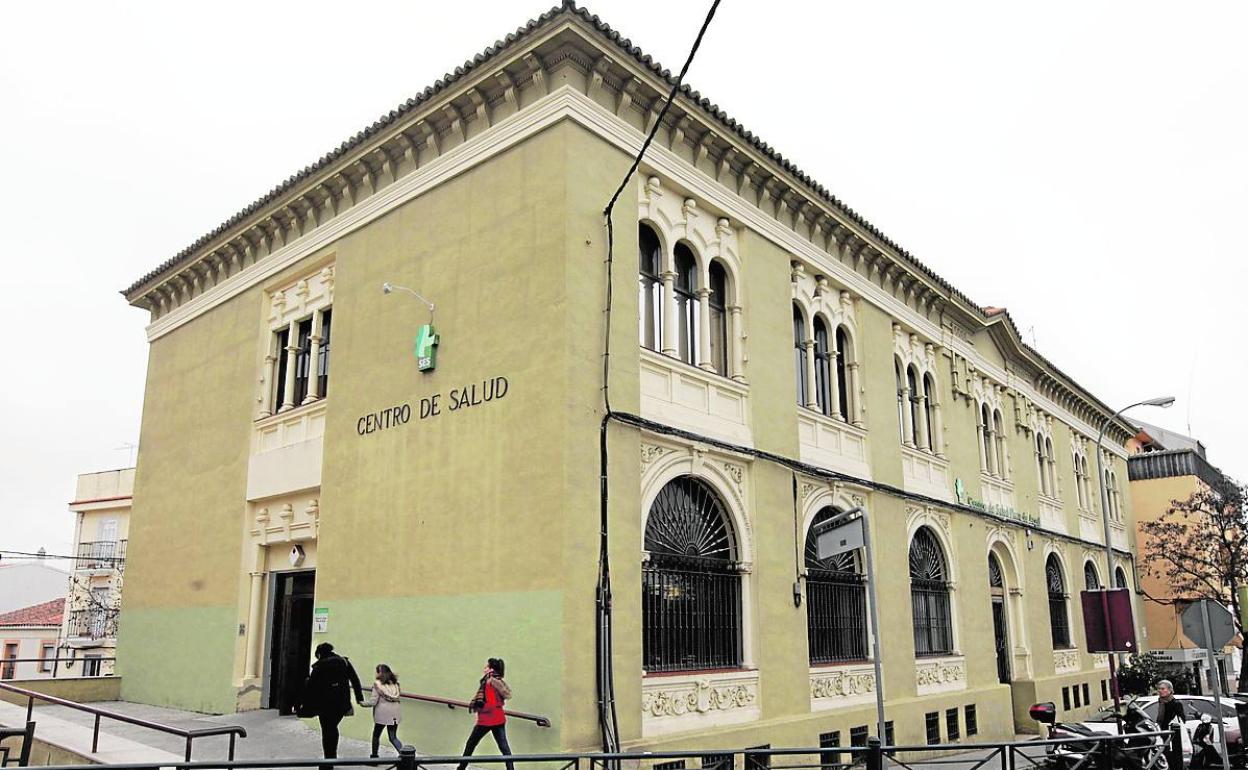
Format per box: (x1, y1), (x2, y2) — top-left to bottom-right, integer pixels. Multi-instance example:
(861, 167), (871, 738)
(1157, 680), (1187, 770)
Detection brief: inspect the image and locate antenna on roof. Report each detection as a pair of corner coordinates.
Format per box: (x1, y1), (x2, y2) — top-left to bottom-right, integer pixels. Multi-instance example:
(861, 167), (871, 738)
(1028, 326), (1038, 348)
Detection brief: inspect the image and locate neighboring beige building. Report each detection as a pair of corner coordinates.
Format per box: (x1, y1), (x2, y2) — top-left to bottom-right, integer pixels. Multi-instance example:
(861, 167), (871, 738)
(1128, 424), (1236, 687)
(0, 598), (65, 681)
(114, 2), (1145, 756)
(60, 468), (133, 677)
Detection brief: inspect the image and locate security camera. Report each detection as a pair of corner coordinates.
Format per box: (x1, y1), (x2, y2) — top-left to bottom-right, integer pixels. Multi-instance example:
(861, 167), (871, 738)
(382, 282), (393, 294)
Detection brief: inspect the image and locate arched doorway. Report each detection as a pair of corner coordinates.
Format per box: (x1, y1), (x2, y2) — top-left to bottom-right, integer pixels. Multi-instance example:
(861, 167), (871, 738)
(988, 553), (1010, 683)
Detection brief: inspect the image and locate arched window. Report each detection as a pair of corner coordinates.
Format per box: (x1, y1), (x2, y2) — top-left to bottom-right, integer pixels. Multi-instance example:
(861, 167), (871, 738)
(813, 318), (832, 416)
(910, 527), (953, 656)
(1045, 437), (1057, 498)
(923, 373), (938, 452)
(982, 404), (995, 475)
(708, 261), (729, 376)
(806, 508), (867, 664)
(895, 360), (907, 443)
(638, 225), (663, 351)
(674, 244), (699, 365)
(1115, 567), (1128, 590)
(643, 476), (742, 672)
(1084, 561), (1100, 590)
(835, 326), (851, 422)
(1046, 555), (1071, 649)
(907, 366), (921, 448)
(794, 306), (809, 407)
(994, 410), (1007, 479)
(1037, 435), (1049, 496)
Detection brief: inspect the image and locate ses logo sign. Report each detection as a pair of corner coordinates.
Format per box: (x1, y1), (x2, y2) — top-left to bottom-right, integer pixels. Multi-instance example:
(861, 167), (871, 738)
(414, 324), (439, 371)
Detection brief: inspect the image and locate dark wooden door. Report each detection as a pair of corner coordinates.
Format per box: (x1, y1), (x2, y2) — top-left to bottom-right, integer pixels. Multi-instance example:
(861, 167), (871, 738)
(992, 598), (1011, 684)
(270, 571), (315, 714)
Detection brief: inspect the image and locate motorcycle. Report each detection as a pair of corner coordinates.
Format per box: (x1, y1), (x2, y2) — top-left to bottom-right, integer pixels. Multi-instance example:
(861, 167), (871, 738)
(1030, 699), (1170, 770)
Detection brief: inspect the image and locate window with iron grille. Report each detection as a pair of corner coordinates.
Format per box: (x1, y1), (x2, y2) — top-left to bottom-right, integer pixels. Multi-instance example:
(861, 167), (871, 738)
(1062, 687), (1071, 711)
(850, 726), (868, 747)
(745, 745), (770, 770)
(1101, 680), (1108, 702)
(965, 705), (977, 736)
(819, 731), (841, 769)
(1073, 685), (1082, 707)
(910, 527), (953, 655)
(1047, 555), (1071, 649)
(655, 763), (686, 770)
(1085, 561), (1100, 590)
(806, 507), (867, 664)
(925, 711), (940, 745)
(702, 754), (734, 770)
(643, 476), (742, 673)
(1082, 683), (1090, 705)
(946, 708), (960, 741)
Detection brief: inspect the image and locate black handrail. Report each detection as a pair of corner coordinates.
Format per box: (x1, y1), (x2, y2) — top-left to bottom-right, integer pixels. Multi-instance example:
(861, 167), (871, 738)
(0, 681), (246, 761)
(399, 691), (552, 727)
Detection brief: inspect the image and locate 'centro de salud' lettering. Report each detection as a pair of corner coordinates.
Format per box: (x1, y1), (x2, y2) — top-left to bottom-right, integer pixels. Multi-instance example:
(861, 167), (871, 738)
(356, 376), (509, 436)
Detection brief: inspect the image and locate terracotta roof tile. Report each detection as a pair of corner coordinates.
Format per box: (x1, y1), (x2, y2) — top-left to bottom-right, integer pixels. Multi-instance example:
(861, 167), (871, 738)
(0, 598), (65, 627)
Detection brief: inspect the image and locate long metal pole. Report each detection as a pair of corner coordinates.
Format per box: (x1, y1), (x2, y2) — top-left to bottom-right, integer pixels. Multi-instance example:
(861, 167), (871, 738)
(861, 510), (887, 743)
(1200, 600), (1231, 770)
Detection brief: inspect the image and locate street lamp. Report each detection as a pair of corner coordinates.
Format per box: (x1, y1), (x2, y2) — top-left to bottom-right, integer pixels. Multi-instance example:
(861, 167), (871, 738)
(1095, 395), (1174, 711)
(381, 282), (435, 323)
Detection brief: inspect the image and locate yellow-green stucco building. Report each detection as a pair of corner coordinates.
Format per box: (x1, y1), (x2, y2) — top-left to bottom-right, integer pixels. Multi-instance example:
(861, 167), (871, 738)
(115, 2), (1144, 758)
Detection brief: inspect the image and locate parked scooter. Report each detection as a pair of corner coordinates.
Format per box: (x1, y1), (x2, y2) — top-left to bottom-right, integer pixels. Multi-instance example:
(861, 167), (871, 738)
(1030, 699), (1170, 770)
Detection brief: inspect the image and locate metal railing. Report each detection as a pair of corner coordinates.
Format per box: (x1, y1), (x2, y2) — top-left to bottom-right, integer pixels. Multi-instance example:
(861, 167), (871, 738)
(67, 609), (119, 640)
(399, 691), (552, 727)
(75, 540), (126, 570)
(11, 727), (1178, 770)
(0, 656), (116, 680)
(0, 680), (246, 761)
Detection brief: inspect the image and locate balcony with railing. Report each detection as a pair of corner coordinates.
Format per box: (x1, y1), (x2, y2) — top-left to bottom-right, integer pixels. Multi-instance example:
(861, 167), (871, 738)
(76, 540), (126, 570)
(68, 609), (119, 640)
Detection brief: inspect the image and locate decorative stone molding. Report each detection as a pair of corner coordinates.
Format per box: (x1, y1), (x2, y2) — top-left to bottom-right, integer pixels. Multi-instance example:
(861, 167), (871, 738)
(906, 504), (952, 539)
(640, 443), (667, 467)
(641, 670), (760, 737)
(1054, 649), (1079, 674)
(915, 655), (967, 695)
(810, 663), (877, 711)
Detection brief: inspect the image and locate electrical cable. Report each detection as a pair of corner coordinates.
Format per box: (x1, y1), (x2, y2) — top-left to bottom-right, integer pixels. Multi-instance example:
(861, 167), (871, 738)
(596, 0), (723, 755)
(0, 549), (122, 564)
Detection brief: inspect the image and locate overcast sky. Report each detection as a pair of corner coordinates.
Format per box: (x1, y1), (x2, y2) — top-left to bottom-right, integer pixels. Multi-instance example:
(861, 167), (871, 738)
(2, 1), (1244, 560)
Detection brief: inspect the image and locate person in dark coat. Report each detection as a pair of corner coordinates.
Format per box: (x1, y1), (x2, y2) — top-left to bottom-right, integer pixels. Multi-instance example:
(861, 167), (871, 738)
(1156, 679), (1187, 770)
(297, 642), (364, 770)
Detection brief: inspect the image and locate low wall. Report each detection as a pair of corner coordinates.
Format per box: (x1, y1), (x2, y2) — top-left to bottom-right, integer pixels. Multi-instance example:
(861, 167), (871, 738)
(0, 676), (122, 707)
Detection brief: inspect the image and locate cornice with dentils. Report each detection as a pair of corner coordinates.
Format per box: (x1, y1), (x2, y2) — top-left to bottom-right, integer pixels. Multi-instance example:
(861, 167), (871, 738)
(120, 0), (1134, 443)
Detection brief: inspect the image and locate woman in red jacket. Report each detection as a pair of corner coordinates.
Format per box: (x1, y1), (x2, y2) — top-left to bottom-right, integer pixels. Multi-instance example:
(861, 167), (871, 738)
(456, 657), (514, 770)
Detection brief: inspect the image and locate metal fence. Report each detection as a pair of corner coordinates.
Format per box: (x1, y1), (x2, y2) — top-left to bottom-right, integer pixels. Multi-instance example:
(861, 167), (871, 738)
(67, 609), (119, 640)
(15, 729), (1176, 770)
(75, 540), (127, 569)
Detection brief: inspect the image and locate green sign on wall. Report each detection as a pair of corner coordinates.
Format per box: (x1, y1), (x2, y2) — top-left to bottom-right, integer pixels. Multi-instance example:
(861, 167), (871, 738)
(415, 324), (439, 371)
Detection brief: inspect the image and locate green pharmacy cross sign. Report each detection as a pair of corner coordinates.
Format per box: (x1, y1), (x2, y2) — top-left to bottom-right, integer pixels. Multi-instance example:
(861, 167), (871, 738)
(415, 324), (439, 371)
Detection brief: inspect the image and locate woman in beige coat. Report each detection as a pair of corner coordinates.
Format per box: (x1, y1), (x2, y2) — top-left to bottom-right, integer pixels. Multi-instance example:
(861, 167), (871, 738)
(364, 664), (405, 757)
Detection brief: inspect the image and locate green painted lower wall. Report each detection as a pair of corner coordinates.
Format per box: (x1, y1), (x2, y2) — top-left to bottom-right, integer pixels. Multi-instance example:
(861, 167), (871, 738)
(117, 606), (238, 714)
(299, 590), (563, 757)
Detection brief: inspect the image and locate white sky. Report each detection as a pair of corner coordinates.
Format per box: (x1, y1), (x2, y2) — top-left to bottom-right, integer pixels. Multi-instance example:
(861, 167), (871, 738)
(2, 1), (1244, 559)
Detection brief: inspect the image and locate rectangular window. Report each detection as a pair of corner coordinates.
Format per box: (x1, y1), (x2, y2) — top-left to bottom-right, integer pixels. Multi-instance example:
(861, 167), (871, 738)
(946, 708), (960, 741)
(1101, 679), (1108, 702)
(39, 644), (56, 673)
(1073, 685), (1082, 707)
(925, 711), (940, 745)
(271, 307), (332, 412)
(1082, 683), (1091, 705)
(965, 705), (978, 736)
(655, 763), (686, 770)
(1, 643), (17, 680)
(745, 745), (770, 770)
(850, 726), (868, 748)
(702, 754), (733, 770)
(1062, 686), (1071, 711)
(317, 308), (332, 399)
(819, 731), (841, 769)
(293, 316), (313, 405)
(83, 655), (103, 677)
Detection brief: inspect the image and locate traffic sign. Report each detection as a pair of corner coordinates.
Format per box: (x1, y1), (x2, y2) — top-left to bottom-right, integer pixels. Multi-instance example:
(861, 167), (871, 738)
(1182, 599), (1236, 650)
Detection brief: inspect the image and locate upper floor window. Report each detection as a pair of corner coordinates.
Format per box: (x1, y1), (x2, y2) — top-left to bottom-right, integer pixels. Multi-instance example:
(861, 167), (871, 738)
(1073, 449), (1091, 510)
(795, 305), (809, 407)
(708, 261), (729, 375)
(835, 328), (852, 422)
(1102, 465), (1123, 522)
(910, 527), (953, 656)
(813, 318), (832, 415)
(259, 266), (335, 419)
(1036, 433), (1058, 498)
(806, 507), (867, 664)
(642, 476), (742, 673)
(1046, 555), (1072, 649)
(638, 224), (663, 351)
(673, 244), (699, 365)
